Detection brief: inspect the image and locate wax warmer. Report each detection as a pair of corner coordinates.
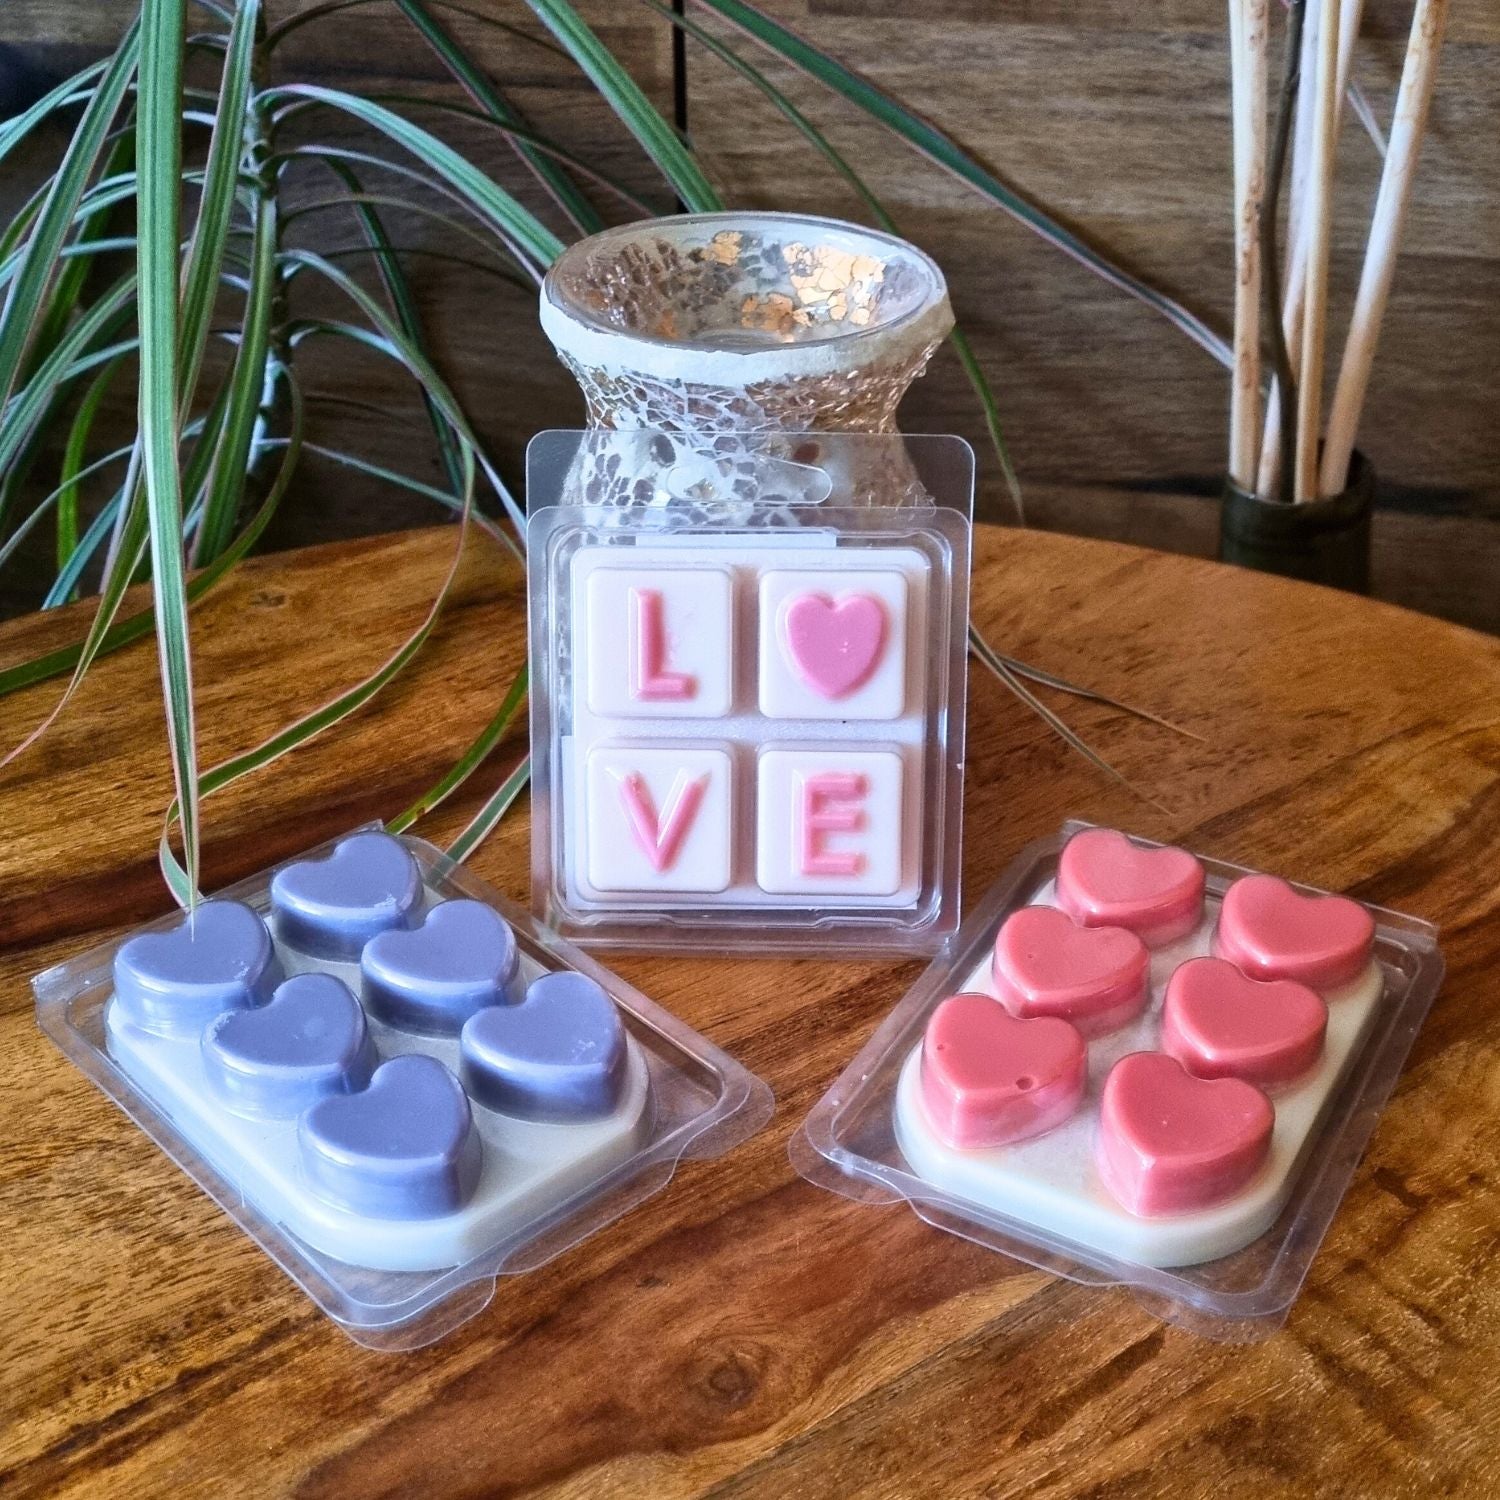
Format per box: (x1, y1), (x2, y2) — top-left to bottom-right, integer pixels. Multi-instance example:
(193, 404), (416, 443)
(529, 214), (971, 957)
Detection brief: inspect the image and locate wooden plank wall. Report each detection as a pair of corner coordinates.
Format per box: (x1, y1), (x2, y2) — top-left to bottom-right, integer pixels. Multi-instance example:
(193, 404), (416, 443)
(2, 0), (1496, 629)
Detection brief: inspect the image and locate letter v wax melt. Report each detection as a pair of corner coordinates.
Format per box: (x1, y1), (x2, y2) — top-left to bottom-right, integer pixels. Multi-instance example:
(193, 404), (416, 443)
(527, 431), (973, 956)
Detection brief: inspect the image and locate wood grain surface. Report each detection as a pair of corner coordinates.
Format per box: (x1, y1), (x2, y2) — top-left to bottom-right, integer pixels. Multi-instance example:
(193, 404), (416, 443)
(3, 522), (1500, 1498)
(3, 1), (1497, 630)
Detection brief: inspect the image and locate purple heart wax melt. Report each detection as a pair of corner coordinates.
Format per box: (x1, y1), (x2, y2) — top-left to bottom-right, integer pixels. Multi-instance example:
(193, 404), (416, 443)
(269, 830), (423, 961)
(298, 1054), (482, 1220)
(360, 899), (521, 1035)
(113, 900), (280, 1038)
(201, 973), (376, 1119)
(460, 971), (628, 1122)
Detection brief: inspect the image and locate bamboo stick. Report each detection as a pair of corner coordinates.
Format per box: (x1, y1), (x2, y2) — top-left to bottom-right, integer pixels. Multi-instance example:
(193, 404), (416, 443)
(1284, 0), (1322, 264)
(1228, 0), (1269, 490)
(1292, 0), (1343, 502)
(1320, 0), (1450, 496)
(1258, 0), (1364, 498)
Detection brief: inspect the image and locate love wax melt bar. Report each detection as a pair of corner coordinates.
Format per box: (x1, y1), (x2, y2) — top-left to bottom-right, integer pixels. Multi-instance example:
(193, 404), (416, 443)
(794, 821), (1445, 1338)
(36, 828), (772, 1348)
(527, 430), (972, 956)
(572, 546), (926, 906)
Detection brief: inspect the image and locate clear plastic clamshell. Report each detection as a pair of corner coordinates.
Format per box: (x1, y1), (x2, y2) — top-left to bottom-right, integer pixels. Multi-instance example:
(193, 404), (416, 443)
(792, 820), (1445, 1340)
(34, 828), (773, 1350)
(527, 429), (972, 958)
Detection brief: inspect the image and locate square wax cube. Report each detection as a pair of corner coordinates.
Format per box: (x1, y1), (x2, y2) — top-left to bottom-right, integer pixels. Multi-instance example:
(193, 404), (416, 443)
(584, 743), (735, 894)
(755, 747), (909, 898)
(757, 567), (912, 721)
(583, 564), (735, 719)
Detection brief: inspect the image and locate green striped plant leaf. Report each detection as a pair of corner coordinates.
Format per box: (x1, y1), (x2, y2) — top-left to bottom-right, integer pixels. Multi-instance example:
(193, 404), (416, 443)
(56, 356), (130, 589)
(388, 663), (528, 833)
(524, 0), (722, 212)
(322, 158), (490, 506)
(177, 0), (258, 400)
(0, 26), (140, 417)
(0, 274), (137, 477)
(137, 0), (202, 901)
(263, 85), (566, 268)
(693, 0), (1231, 367)
(395, 0), (605, 236)
(265, 0), (567, 57)
(1, 379), (302, 751)
(358, 95), (668, 217)
(281, 246), (524, 544)
(447, 752), (531, 864)
(293, 440), (510, 546)
(0, 442), (133, 572)
(157, 434), (477, 902)
(0, 59), (111, 168)
(194, 183), (278, 563)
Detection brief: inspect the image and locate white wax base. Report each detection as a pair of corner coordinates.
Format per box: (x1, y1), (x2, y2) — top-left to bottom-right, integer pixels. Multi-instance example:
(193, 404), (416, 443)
(106, 943), (653, 1273)
(893, 881), (1385, 1268)
(564, 536), (931, 910)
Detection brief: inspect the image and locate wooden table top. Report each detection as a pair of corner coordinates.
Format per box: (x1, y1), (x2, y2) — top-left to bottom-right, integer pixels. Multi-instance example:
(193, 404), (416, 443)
(3, 523), (1499, 1499)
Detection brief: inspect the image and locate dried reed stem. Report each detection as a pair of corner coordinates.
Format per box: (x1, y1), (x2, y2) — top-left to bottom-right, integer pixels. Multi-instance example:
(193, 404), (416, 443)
(1258, 0), (1364, 498)
(1292, 0), (1343, 502)
(1319, 0), (1450, 495)
(1228, 0), (1269, 489)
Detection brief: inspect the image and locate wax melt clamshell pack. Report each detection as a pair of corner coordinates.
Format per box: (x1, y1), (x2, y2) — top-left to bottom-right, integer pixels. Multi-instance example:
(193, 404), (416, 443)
(33, 829), (773, 1350)
(527, 430), (972, 957)
(791, 821), (1445, 1339)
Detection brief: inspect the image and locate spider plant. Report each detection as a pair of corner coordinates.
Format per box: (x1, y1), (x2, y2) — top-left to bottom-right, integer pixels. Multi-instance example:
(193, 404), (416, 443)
(0, 0), (1220, 903)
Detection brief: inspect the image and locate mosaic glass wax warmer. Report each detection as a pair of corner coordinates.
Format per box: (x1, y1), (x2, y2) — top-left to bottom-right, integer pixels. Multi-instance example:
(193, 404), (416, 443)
(528, 214), (973, 956)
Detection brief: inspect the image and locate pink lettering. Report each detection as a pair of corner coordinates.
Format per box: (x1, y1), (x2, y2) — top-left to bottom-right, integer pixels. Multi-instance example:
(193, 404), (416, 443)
(618, 771), (708, 872)
(629, 588), (696, 701)
(801, 772), (869, 877)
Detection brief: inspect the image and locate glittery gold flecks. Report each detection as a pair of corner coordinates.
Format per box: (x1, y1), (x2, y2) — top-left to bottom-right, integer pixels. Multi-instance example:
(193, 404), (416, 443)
(542, 217), (951, 509)
(552, 223), (927, 349)
(738, 291), (799, 339)
(703, 230), (742, 265)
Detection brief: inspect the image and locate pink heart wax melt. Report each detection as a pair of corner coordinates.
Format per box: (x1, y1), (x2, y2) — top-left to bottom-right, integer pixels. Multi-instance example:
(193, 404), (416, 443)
(1055, 828), (1205, 946)
(781, 591), (887, 700)
(1097, 1052), (1274, 1216)
(1216, 874), (1375, 990)
(919, 993), (1086, 1149)
(1161, 957), (1327, 1086)
(991, 906), (1149, 1036)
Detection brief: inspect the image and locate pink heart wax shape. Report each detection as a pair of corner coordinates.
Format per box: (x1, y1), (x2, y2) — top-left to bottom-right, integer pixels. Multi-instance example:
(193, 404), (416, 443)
(1097, 1051), (1274, 1216)
(1055, 828), (1205, 946)
(1161, 957), (1327, 1086)
(991, 905), (1149, 1036)
(1216, 874), (1375, 991)
(781, 592), (887, 700)
(919, 992), (1086, 1149)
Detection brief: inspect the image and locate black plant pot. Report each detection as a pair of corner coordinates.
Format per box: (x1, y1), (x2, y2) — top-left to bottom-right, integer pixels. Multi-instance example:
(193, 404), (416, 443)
(1218, 449), (1374, 594)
